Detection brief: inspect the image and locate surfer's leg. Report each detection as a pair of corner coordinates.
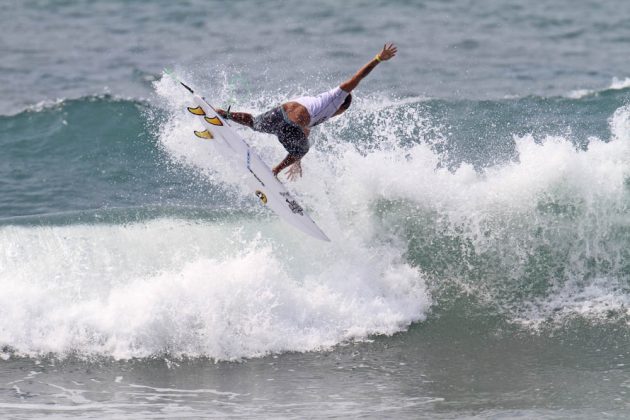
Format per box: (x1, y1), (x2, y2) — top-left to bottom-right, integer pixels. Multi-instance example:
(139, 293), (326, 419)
(278, 125), (309, 159)
(252, 107), (309, 158)
(252, 108), (284, 135)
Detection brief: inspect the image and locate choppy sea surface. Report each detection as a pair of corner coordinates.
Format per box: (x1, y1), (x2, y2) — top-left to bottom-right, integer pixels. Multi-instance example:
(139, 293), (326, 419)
(2, 0), (630, 418)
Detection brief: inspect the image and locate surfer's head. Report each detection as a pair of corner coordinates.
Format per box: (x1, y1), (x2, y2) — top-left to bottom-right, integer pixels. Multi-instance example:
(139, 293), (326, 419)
(333, 93), (352, 117)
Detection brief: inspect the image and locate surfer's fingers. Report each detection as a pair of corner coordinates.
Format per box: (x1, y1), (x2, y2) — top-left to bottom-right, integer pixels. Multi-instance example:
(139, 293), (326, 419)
(381, 43), (396, 57)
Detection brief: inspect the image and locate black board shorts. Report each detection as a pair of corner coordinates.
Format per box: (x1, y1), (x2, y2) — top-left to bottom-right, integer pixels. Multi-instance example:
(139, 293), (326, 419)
(253, 107), (309, 158)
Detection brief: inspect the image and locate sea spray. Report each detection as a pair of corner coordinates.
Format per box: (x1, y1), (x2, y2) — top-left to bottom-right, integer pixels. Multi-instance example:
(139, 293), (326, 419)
(0, 218), (429, 360)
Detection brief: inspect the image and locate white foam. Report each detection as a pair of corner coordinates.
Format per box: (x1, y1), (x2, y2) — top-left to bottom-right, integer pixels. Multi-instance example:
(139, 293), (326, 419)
(0, 218), (428, 360)
(567, 76), (630, 99)
(566, 89), (593, 99)
(610, 77), (630, 91)
(515, 277), (630, 328)
(320, 98), (629, 326)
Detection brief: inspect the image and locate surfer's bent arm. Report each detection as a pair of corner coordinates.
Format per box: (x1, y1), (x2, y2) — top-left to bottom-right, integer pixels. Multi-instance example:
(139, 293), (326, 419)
(339, 43), (397, 93)
(216, 109), (253, 128)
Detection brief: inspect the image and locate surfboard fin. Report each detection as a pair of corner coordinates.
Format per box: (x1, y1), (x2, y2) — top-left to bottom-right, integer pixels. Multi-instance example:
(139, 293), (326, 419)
(204, 116), (224, 126)
(187, 106), (206, 116)
(194, 130), (213, 139)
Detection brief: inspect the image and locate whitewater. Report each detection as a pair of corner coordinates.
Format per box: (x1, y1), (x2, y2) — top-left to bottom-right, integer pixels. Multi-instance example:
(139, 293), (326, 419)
(1, 74), (629, 363)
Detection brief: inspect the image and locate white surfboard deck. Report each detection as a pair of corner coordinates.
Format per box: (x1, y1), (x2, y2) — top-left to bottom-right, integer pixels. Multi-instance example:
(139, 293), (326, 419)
(176, 79), (330, 241)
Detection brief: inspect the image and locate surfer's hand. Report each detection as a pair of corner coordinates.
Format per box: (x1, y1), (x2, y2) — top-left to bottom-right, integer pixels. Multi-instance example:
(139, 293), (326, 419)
(216, 109), (228, 118)
(378, 43), (397, 61)
(287, 161), (302, 181)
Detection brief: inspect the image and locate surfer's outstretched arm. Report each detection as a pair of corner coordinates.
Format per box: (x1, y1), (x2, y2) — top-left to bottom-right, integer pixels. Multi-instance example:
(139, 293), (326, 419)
(216, 109), (254, 128)
(340, 43), (397, 93)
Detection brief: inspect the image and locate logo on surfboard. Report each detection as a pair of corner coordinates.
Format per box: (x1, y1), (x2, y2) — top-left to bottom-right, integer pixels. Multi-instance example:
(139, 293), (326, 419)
(279, 191), (304, 215)
(285, 199), (304, 215)
(255, 190), (268, 204)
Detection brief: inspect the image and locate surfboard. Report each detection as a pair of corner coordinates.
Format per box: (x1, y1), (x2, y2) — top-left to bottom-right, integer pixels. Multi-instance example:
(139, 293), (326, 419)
(165, 70), (330, 242)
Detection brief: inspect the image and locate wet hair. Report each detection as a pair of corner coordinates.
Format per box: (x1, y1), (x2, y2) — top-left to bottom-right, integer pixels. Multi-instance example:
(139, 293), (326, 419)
(339, 93), (352, 111)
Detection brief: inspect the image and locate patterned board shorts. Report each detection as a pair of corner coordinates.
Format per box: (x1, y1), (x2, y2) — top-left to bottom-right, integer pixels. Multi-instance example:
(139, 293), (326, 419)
(252, 107), (309, 158)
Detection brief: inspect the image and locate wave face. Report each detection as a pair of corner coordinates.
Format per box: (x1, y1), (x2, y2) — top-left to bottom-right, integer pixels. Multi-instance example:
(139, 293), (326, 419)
(0, 96), (230, 218)
(1, 79), (629, 360)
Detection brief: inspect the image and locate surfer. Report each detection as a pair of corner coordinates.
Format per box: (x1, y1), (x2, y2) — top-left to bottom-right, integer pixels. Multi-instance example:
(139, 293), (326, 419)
(217, 43), (397, 180)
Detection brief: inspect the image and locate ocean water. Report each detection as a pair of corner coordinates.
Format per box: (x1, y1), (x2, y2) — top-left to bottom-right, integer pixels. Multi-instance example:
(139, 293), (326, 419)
(1, 0), (630, 418)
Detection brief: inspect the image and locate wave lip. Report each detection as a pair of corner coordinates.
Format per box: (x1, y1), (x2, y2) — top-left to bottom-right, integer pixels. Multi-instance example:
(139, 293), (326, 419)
(567, 77), (630, 99)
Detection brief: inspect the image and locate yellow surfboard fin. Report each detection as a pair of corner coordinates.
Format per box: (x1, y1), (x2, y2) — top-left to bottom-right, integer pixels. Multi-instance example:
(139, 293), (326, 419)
(187, 106), (206, 116)
(204, 116), (223, 126)
(194, 130), (213, 139)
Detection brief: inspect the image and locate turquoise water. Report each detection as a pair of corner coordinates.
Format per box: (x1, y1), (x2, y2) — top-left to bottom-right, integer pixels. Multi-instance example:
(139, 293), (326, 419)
(2, 1), (630, 418)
